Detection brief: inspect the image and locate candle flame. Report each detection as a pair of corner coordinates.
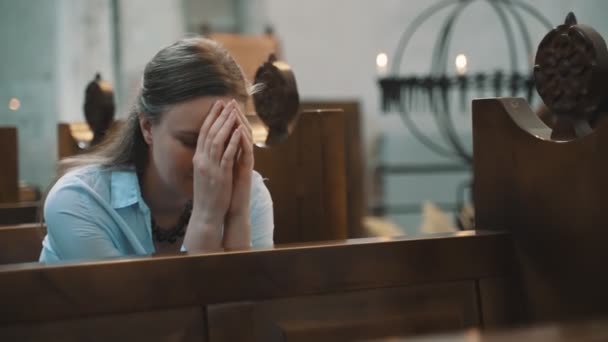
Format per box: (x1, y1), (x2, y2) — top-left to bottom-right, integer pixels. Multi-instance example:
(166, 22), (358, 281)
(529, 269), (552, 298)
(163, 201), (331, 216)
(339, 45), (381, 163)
(376, 53), (388, 68)
(455, 54), (468, 75)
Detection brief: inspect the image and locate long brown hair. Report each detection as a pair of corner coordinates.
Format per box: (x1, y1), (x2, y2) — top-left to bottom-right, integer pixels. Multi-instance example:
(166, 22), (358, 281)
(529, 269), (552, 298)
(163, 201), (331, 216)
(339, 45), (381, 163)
(58, 37), (250, 176)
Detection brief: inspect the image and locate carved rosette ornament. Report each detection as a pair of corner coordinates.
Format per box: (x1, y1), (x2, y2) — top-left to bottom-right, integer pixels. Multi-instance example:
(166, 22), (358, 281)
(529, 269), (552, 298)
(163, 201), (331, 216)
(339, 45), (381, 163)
(534, 12), (608, 139)
(252, 54), (300, 146)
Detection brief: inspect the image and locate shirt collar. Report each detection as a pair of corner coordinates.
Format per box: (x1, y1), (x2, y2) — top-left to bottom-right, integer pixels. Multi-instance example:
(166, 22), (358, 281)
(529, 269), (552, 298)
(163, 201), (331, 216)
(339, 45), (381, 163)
(110, 168), (141, 209)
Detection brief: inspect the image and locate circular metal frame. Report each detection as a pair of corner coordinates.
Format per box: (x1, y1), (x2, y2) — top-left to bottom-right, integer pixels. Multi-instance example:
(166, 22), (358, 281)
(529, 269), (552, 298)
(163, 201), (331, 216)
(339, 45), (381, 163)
(384, 0), (553, 163)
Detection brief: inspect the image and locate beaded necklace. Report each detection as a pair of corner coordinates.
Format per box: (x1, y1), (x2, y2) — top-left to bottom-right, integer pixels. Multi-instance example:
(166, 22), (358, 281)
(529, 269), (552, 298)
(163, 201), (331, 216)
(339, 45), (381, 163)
(151, 201), (193, 243)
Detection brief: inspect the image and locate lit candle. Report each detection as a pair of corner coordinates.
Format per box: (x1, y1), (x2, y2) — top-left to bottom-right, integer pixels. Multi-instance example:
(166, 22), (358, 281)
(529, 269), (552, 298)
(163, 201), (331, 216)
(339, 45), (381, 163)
(376, 52), (388, 76)
(455, 54), (468, 75)
(8, 98), (20, 111)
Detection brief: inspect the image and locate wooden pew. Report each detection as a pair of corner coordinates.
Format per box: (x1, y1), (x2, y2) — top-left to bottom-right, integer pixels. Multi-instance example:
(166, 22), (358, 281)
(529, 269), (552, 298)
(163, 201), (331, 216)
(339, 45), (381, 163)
(0, 201), (39, 225)
(0, 127), (18, 203)
(469, 11), (608, 326)
(473, 97), (608, 324)
(0, 231), (513, 341)
(299, 101), (367, 238)
(254, 109), (349, 243)
(372, 318), (608, 342)
(0, 223), (44, 264)
(57, 122), (123, 159)
(57, 122), (86, 159)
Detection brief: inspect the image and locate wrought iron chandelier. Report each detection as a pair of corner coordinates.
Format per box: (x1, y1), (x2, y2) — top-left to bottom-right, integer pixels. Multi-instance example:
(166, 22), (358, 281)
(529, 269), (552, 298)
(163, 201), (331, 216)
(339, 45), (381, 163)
(379, 0), (553, 164)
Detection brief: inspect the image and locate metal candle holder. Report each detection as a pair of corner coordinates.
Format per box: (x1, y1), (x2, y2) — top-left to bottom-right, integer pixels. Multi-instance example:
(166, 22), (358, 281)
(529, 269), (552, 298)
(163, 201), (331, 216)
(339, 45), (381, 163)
(378, 0), (553, 164)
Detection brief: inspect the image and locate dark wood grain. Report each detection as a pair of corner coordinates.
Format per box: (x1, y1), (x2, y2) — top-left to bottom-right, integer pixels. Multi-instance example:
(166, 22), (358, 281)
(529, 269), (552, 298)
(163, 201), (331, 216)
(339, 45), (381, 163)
(0, 223), (45, 264)
(0, 307), (206, 342)
(477, 277), (525, 327)
(254, 109), (348, 243)
(56, 123), (82, 160)
(473, 97), (608, 323)
(0, 231), (510, 324)
(366, 318), (608, 342)
(208, 281), (479, 342)
(0, 201), (39, 225)
(0, 127), (18, 203)
(299, 101), (367, 238)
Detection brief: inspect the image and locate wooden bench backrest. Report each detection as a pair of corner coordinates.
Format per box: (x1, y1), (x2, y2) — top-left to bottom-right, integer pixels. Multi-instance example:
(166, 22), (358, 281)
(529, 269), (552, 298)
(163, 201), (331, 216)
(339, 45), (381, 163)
(0, 201), (39, 225)
(474, 97), (608, 322)
(299, 101), (366, 238)
(0, 127), (18, 203)
(0, 223), (45, 264)
(254, 109), (349, 243)
(0, 231), (512, 341)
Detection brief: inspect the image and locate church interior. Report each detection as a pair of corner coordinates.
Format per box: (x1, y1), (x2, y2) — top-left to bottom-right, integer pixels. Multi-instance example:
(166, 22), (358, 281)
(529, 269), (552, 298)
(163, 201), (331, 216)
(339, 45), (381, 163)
(2, 0), (608, 340)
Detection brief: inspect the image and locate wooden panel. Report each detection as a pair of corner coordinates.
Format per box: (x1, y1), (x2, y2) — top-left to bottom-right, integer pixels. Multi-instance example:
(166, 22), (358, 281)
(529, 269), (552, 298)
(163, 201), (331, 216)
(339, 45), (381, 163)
(0, 223), (45, 265)
(473, 97), (608, 322)
(0, 231), (511, 324)
(57, 123), (83, 160)
(300, 101), (366, 238)
(316, 110), (349, 241)
(0, 307), (206, 342)
(0, 201), (39, 225)
(478, 277), (525, 327)
(0, 127), (18, 203)
(368, 318), (608, 342)
(208, 281), (479, 342)
(18, 184), (40, 202)
(254, 109), (348, 243)
(57, 122), (123, 159)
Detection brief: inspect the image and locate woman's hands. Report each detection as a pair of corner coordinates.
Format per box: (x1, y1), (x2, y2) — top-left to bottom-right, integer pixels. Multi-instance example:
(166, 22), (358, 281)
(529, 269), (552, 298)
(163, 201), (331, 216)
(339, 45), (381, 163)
(184, 99), (253, 252)
(224, 100), (254, 249)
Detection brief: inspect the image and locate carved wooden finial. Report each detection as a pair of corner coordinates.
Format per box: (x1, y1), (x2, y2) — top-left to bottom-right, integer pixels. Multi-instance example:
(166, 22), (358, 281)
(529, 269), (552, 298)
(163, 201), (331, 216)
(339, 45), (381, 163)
(252, 54), (300, 146)
(84, 73), (115, 145)
(565, 12), (577, 26)
(533, 12), (608, 138)
(267, 53), (278, 63)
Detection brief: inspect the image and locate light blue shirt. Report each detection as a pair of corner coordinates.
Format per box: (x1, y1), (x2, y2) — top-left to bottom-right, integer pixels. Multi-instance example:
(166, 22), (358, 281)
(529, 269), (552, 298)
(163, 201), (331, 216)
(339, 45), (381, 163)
(39, 165), (274, 263)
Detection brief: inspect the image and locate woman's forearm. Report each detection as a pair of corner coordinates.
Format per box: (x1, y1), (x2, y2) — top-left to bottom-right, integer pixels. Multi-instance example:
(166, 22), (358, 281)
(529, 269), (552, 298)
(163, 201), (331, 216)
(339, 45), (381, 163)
(223, 213), (251, 250)
(183, 212), (224, 252)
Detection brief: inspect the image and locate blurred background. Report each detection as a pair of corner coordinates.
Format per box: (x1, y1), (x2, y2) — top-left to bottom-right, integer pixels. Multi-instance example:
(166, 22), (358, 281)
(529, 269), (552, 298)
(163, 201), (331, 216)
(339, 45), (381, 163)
(2, 0), (607, 235)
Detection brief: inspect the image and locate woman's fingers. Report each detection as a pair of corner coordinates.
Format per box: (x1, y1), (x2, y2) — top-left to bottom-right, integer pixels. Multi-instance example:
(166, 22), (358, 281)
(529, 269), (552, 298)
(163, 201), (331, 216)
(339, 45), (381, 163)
(205, 101), (235, 153)
(221, 127), (242, 170)
(230, 100), (253, 143)
(209, 110), (238, 162)
(238, 122), (254, 168)
(197, 100), (224, 152)
(195, 99), (253, 165)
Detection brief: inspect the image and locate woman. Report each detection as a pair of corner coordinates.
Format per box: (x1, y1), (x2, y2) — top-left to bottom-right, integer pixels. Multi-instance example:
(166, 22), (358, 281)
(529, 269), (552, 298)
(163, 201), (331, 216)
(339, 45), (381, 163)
(40, 37), (274, 262)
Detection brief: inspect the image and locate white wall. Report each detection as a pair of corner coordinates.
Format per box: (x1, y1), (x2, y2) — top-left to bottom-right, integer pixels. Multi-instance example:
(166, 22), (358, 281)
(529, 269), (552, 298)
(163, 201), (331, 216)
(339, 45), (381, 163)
(57, 0), (187, 122)
(182, 0), (237, 33)
(0, 0), (186, 189)
(118, 0), (185, 117)
(55, 0), (186, 120)
(0, 0), (59, 188)
(56, 0), (114, 123)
